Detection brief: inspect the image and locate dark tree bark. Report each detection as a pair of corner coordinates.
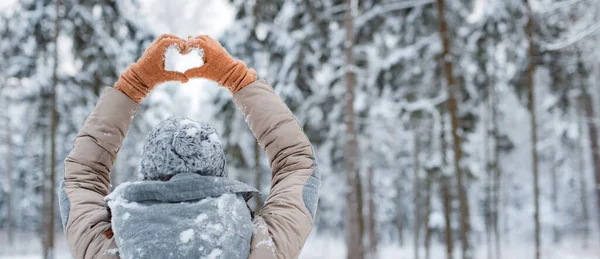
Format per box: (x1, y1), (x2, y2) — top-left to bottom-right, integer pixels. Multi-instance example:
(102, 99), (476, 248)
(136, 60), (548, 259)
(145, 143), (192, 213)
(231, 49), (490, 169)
(436, 0), (471, 258)
(413, 131), (421, 259)
(483, 87), (492, 259)
(424, 170), (434, 259)
(523, 1), (540, 258)
(367, 166), (377, 258)
(580, 84), (600, 243)
(43, 1), (61, 258)
(440, 105), (454, 259)
(491, 85), (502, 259)
(551, 153), (560, 244)
(344, 0), (364, 258)
(576, 101), (590, 248)
(396, 172), (406, 247)
(576, 50), (597, 248)
(4, 105), (13, 246)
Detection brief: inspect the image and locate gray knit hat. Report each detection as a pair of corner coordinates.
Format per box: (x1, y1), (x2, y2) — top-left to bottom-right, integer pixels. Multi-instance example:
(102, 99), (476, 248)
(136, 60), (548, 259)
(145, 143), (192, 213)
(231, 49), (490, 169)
(139, 116), (227, 180)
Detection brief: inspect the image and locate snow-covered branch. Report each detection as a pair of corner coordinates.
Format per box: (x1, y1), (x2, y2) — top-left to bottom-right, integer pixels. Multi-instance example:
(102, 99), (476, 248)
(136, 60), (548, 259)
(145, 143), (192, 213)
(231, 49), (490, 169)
(355, 0), (435, 28)
(535, 0), (582, 13)
(401, 92), (448, 113)
(542, 20), (600, 51)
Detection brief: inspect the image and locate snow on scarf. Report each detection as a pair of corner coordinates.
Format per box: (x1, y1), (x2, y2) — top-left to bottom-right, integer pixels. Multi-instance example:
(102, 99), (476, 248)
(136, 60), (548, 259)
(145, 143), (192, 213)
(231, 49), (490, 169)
(105, 173), (260, 259)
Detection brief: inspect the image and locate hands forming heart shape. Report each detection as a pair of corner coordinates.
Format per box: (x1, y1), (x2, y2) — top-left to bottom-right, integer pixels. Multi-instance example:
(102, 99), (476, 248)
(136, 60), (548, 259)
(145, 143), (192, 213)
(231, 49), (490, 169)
(136, 34), (246, 85)
(115, 34), (256, 103)
(164, 45), (204, 75)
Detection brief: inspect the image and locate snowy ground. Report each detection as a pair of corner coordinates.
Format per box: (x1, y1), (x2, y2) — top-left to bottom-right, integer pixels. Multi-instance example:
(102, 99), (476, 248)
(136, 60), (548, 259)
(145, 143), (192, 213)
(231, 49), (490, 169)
(299, 234), (600, 259)
(2, 231), (599, 259)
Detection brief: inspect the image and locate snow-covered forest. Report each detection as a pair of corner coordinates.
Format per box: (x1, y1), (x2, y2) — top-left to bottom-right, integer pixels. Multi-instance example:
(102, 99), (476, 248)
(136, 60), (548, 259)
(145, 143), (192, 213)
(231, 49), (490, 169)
(1, 0), (600, 258)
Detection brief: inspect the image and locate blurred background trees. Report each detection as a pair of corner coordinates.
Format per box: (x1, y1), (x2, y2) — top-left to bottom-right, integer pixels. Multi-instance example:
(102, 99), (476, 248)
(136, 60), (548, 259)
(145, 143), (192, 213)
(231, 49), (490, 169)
(1, 0), (600, 258)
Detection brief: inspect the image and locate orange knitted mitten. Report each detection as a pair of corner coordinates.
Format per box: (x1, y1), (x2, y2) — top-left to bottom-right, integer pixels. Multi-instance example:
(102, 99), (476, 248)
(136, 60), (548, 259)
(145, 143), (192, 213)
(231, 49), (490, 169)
(184, 35), (256, 94)
(115, 34), (189, 103)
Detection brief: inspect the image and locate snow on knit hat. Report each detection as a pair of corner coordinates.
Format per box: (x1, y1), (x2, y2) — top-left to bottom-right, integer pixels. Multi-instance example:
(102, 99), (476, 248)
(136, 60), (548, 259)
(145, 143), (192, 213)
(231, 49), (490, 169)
(139, 116), (227, 180)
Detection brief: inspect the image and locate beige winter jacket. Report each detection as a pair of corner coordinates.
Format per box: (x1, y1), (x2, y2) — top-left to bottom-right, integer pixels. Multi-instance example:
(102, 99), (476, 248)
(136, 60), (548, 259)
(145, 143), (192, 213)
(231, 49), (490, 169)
(59, 80), (320, 259)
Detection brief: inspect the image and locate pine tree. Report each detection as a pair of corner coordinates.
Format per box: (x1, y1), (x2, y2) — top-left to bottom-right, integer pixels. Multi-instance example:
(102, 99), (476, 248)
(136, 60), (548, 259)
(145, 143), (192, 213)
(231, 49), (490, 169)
(0, 0), (155, 248)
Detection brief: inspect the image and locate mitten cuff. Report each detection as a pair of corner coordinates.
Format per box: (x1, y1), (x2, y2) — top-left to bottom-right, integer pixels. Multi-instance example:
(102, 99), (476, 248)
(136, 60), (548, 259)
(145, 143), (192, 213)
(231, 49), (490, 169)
(114, 68), (151, 103)
(220, 61), (257, 94)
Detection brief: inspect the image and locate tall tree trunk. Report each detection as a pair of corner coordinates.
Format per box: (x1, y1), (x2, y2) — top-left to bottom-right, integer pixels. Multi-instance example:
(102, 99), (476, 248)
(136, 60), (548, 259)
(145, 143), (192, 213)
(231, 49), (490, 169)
(357, 170), (366, 253)
(424, 171), (433, 259)
(254, 141), (262, 210)
(397, 172), (406, 247)
(436, 1), (471, 258)
(581, 85), (600, 242)
(440, 106), (454, 259)
(577, 101), (590, 249)
(413, 132), (421, 259)
(491, 85), (502, 259)
(44, 1), (60, 258)
(551, 152), (559, 244)
(483, 88), (492, 259)
(41, 118), (48, 256)
(344, 0), (364, 258)
(367, 166), (377, 258)
(524, 1), (540, 258)
(4, 111), (13, 246)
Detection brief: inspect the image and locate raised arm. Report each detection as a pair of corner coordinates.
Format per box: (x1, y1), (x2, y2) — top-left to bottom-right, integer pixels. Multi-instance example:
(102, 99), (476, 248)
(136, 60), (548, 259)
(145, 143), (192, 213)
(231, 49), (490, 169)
(59, 34), (189, 259)
(185, 36), (321, 259)
(60, 87), (139, 259)
(234, 81), (321, 259)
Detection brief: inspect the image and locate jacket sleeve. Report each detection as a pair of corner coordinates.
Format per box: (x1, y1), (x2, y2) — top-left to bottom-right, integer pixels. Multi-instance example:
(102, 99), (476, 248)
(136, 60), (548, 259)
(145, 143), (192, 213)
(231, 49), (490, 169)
(60, 87), (139, 259)
(233, 80), (321, 259)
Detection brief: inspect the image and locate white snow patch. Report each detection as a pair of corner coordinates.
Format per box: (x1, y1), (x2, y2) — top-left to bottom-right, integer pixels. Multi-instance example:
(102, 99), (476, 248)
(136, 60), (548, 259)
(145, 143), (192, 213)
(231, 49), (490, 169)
(179, 229), (195, 244)
(164, 45), (204, 73)
(103, 248), (119, 255)
(216, 194), (235, 214)
(195, 213), (208, 223)
(179, 119), (197, 126)
(200, 233), (210, 240)
(186, 127), (198, 136)
(208, 132), (222, 145)
(255, 22), (268, 41)
(254, 217), (269, 235)
(206, 223), (224, 233)
(254, 238), (275, 251)
(467, 0), (487, 23)
(206, 248), (223, 259)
